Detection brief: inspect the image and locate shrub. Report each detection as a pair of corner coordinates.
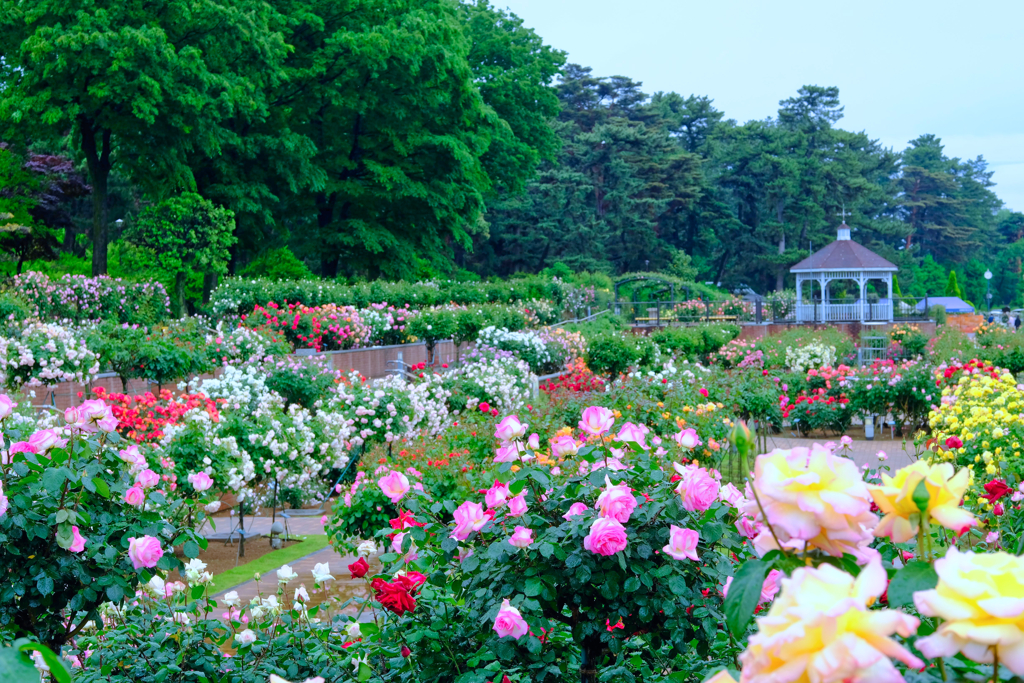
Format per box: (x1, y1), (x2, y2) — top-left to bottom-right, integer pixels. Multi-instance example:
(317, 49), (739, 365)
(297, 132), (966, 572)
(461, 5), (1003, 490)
(239, 246), (314, 281)
(5, 271), (170, 324)
(585, 333), (640, 379)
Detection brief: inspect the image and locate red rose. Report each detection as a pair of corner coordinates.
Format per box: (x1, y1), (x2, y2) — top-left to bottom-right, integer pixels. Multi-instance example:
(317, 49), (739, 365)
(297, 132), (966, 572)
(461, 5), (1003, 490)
(372, 579), (417, 615)
(945, 436), (963, 449)
(983, 479), (1012, 503)
(348, 557), (370, 579)
(479, 402), (491, 413)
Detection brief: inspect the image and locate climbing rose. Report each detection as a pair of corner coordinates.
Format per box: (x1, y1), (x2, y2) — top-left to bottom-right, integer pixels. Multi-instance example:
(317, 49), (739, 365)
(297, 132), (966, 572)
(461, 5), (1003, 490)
(740, 559), (922, 682)
(378, 471), (411, 504)
(662, 525), (699, 561)
(492, 598), (528, 639)
(578, 406), (615, 436)
(915, 548), (1024, 674)
(128, 536), (164, 569)
(583, 517), (628, 556)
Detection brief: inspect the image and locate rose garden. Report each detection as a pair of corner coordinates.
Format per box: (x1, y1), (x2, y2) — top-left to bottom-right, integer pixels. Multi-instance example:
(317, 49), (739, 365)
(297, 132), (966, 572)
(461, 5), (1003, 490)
(0, 271), (1021, 683)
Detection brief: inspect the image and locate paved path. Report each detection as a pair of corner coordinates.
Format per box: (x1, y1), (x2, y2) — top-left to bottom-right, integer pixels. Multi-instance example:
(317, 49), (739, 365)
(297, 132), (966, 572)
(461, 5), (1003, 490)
(763, 436), (921, 470)
(201, 513), (328, 540)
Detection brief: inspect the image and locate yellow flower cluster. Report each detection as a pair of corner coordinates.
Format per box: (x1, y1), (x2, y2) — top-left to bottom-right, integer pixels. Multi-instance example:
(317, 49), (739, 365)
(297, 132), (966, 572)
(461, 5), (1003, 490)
(927, 369), (1023, 496)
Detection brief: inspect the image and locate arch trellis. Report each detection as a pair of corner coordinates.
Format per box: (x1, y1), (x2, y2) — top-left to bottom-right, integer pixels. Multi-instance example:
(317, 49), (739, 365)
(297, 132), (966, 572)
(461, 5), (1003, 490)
(613, 275), (680, 303)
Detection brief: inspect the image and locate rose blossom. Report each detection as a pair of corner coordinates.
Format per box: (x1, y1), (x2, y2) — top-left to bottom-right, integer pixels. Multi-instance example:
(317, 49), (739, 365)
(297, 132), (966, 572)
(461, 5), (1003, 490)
(123, 486), (145, 507)
(583, 517), (628, 556)
(135, 469), (160, 489)
(508, 526), (534, 549)
(450, 501), (488, 541)
(348, 558), (369, 579)
(741, 445), (877, 562)
(578, 406), (615, 436)
(492, 598), (528, 639)
(0, 481), (7, 518)
(494, 415), (527, 442)
(616, 422), (649, 449)
(0, 394), (15, 419)
(392, 532), (418, 563)
(378, 470), (411, 504)
(187, 472), (214, 492)
(673, 428), (701, 450)
(68, 525), (87, 553)
(128, 535), (164, 569)
(595, 476), (637, 523)
(507, 494), (528, 517)
(563, 502), (589, 520)
(740, 559), (922, 682)
(662, 525), (699, 561)
(527, 433), (540, 450)
(869, 461), (976, 542)
(28, 429), (65, 453)
(493, 442), (525, 463)
(485, 480), (511, 509)
(550, 434), (579, 457)
(673, 463), (720, 512)
(718, 482), (745, 507)
(236, 629), (257, 645)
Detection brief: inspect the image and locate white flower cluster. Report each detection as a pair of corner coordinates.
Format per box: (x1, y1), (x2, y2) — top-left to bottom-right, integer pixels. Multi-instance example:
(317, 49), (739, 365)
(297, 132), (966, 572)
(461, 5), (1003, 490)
(208, 323), (284, 365)
(785, 342), (837, 372)
(0, 322), (100, 390)
(623, 357), (709, 389)
(452, 356), (533, 413)
(376, 371), (452, 436)
(477, 325), (562, 373)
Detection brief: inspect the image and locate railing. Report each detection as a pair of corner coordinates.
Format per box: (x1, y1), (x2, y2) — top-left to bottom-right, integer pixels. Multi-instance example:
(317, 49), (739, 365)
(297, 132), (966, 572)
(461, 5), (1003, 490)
(612, 301), (758, 326)
(774, 297), (931, 324)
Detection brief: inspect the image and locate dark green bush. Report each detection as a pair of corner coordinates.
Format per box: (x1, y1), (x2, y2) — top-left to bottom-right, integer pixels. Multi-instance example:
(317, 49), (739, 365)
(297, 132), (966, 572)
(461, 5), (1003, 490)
(586, 333), (640, 378)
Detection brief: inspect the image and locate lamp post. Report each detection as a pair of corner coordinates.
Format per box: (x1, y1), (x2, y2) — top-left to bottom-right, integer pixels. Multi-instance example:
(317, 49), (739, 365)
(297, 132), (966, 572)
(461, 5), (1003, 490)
(985, 269), (993, 312)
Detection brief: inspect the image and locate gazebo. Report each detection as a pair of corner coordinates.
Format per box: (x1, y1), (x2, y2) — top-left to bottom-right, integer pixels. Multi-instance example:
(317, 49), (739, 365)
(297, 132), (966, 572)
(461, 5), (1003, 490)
(789, 222), (898, 323)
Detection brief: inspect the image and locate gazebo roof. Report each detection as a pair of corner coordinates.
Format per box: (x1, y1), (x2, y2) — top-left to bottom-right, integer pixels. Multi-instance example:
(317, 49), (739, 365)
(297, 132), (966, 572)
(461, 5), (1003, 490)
(790, 223), (897, 273)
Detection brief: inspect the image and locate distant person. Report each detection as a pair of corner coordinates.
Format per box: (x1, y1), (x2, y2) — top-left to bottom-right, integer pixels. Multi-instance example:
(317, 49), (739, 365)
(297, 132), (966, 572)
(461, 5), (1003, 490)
(988, 314), (995, 324)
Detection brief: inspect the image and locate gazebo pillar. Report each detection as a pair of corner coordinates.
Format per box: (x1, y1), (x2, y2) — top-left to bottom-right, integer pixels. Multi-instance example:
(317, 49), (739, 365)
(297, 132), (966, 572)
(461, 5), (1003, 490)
(886, 272), (894, 322)
(820, 275), (827, 323)
(858, 276), (867, 323)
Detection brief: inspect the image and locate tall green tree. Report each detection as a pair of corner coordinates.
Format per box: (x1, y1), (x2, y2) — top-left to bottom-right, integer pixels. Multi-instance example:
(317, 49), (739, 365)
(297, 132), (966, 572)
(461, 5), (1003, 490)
(945, 270), (963, 298)
(0, 0), (288, 275)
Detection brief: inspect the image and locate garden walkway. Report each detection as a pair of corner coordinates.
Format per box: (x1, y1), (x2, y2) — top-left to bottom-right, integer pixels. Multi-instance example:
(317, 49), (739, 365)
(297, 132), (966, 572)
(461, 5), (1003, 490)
(764, 436), (919, 470)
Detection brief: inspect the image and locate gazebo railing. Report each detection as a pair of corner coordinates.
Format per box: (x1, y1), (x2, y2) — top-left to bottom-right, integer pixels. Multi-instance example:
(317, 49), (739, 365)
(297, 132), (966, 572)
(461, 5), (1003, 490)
(777, 296), (931, 323)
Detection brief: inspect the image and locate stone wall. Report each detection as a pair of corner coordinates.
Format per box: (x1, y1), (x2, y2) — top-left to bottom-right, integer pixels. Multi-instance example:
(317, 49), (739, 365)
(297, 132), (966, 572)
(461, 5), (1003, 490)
(735, 321), (937, 342)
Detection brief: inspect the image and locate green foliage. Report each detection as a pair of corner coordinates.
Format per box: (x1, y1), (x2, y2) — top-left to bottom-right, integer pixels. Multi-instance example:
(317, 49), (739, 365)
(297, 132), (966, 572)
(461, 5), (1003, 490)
(944, 270), (963, 298)
(125, 193), (236, 316)
(239, 247), (314, 282)
(586, 333), (641, 378)
(263, 358), (338, 410)
(929, 327), (975, 364)
(88, 320), (214, 390)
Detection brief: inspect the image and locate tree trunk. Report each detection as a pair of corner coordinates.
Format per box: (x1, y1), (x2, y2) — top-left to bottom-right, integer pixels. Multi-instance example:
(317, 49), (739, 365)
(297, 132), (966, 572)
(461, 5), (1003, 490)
(202, 273), (217, 304)
(80, 121), (112, 276)
(175, 271), (187, 318)
(580, 634), (603, 683)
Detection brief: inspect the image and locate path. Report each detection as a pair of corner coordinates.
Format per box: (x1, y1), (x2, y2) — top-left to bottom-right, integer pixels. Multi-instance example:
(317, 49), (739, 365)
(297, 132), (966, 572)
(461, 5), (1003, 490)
(763, 436), (920, 469)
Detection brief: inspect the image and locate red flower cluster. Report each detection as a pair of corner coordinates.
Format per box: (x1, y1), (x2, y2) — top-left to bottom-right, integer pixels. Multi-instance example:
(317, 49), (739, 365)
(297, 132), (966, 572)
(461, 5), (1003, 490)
(93, 387), (220, 442)
(937, 359), (1001, 388)
(541, 360), (604, 397)
(371, 572), (427, 615)
(982, 479), (1012, 503)
(780, 388), (848, 419)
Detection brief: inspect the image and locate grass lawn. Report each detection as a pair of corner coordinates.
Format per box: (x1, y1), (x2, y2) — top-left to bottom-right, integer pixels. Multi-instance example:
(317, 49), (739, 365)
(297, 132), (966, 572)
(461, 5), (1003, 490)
(210, 534), (331, 593)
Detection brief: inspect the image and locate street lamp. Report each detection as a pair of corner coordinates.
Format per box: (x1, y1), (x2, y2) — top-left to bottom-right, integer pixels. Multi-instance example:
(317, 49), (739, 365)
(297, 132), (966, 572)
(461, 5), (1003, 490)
(985, 269), (993, 312)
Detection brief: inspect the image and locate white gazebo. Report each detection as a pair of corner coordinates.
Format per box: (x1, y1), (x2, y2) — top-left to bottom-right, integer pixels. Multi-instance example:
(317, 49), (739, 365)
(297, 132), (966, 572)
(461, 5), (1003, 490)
(789, 222), (898, 323)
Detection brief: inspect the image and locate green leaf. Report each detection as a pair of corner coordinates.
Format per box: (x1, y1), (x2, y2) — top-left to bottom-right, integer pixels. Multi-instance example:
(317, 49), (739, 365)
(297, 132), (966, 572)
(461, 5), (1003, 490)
(36, 576), (54, 596)
(724, 559), (770, 638)
(539, 542), (554, 558)
(565, 553), (582, 569)
(191, 585), (206, 600)
(92, 477), (110, 498)
(106, 584), (125, 603)
(508, 479), (526, 496)
(55, 509), (69, 524)
(887, 561), (938, 607)
(41, 468), (66, 494)
(525, 577), (544, 597)
(623, 576), (641, 592)
(183, 541), (200, 558)
(701, 521), (725, 544)
(0, 646), (45, 683)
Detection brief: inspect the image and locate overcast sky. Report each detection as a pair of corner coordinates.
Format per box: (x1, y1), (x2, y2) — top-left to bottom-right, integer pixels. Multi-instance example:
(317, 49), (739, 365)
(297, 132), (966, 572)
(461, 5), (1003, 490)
(497, 0), (1024, 211)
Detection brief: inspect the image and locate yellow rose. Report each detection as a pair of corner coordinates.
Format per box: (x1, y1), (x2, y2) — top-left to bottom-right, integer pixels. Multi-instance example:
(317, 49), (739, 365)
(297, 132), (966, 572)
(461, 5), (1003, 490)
(740, 560), (922, 682)
(916, 549), (1024, 675)
(870, 462), (977, 543)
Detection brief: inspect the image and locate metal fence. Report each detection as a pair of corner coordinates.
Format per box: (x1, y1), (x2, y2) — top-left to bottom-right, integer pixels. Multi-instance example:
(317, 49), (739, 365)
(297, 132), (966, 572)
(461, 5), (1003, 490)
(770, 296), (933, 324)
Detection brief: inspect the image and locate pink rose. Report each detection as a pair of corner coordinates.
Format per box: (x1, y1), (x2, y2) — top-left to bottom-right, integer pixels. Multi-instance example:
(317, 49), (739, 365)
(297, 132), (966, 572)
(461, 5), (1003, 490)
(616, 422), (649, 449)
(378, 470), (410, 504)
(563, 502), (589, 520)
(0, 481), (7, 518)
(0, 394), (16, 419)
(485, 480), (510, 509)
(507, 494), (528, 517)
(128, 535), (164, 569)
(494, 415), (527, 442)
(68, 525), (87, 553)
(674, 464), (720, 512)
(595, 476), (637, 523)
(578, 406), (615, 436)
(8, 441), (37, 457)
(451, 501), (488, 541)
(28, 429), (65, 453)
(583, 517), (628, 556)
(391, 532), (419, 563)
(123, 486), (146, 507)
(673, 428), (701, 450)
(98, 414), (119, 432)
(759, 569), (782, 603)
(508, 526), (534, 549)
(118, 445), (142, 464)
(735, 515), (761, 539)
(550, 435), (579, 457)
(493, 442), (525, 463)
(663, 525), (699, 561)
(527, 433), (540, 450)
(492, 598), (528, 639)
(135, 469), (160, 490)
(187, 472), (214, 492)
(718, 482), (745, 507)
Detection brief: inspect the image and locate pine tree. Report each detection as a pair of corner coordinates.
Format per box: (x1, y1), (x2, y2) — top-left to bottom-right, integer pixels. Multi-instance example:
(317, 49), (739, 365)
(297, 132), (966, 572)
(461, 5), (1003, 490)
(945, 270), (963, 299)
